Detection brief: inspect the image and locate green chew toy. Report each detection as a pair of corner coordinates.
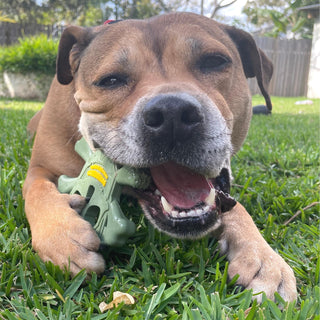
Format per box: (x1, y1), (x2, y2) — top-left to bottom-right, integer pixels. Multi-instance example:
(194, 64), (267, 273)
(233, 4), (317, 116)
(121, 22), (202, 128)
(58, 137), (150, 247)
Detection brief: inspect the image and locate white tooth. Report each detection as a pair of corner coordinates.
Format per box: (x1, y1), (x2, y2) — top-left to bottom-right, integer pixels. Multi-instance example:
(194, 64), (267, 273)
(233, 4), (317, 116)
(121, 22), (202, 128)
(196, 209), (203, 215)
(155, 189), (162, 196)
(187, 210), (196, 217)
(203, 205), (210, 213)
(171, 211), (178, 218)
(179, 211), (187, 218)
(161, 196), (173, 213)
(205, 188), (216, 206)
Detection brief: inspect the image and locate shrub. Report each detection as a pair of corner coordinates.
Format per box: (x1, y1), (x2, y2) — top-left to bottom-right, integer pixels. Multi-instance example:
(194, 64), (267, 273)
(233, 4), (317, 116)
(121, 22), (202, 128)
(0, 34), (59, 75)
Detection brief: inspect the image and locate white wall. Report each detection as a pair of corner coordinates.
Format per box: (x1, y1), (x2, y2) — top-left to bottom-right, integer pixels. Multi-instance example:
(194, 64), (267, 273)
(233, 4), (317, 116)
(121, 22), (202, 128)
(307, 16), (320, 98)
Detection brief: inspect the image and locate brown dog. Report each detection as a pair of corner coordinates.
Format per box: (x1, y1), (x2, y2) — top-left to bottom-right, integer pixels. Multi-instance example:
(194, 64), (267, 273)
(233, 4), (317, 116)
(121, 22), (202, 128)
(23, 12), (297, 302)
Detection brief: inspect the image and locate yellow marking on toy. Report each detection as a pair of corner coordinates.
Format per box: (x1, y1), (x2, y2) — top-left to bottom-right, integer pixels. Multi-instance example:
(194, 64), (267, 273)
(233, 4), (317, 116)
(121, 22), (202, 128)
(87, 169), (107, 187)
(90, 164), (108, 180)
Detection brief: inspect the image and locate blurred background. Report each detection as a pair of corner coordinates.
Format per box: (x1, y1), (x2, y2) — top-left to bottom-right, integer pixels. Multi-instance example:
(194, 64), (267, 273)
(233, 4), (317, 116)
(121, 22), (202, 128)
(0, 0), (319, 99)
(0, 0), (317, 38)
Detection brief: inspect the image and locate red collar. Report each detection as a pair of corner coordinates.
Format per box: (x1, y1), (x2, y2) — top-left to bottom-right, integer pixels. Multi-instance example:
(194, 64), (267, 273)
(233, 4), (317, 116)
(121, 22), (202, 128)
(104, 19), (122, 25)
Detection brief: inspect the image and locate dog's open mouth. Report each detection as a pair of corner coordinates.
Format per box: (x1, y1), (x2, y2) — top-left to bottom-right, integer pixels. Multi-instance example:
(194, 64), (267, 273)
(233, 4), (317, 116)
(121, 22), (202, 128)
(124, 162), (236, 239)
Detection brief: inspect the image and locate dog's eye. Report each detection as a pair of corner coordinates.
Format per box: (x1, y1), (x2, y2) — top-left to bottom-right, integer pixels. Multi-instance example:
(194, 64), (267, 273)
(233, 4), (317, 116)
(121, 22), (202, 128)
(94, 74), (128, 89)
(197, 54), (231, 74)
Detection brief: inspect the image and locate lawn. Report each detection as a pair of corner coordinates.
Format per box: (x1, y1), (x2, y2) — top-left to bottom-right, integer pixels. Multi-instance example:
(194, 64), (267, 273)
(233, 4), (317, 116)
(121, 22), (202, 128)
(0, 96), (319, 319)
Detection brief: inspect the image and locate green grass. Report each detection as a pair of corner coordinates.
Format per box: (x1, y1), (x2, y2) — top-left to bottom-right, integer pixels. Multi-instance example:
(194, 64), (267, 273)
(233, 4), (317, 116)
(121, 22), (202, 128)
(0, 96), (319, 319)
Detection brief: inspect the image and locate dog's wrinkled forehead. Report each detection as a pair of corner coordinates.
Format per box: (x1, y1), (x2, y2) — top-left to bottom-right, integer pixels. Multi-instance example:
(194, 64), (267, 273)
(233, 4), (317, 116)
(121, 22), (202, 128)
(80, 17), (236, 77)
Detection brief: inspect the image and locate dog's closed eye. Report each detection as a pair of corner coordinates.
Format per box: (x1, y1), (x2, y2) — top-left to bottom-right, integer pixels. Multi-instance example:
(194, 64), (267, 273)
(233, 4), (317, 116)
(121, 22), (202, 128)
(196, 53), (231, 74)
(94, 73), (128, 89)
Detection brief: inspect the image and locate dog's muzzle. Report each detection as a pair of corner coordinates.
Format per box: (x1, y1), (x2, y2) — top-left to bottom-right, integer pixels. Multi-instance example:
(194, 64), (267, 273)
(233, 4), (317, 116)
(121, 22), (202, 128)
(120, 94), (235, 238)
(88, 92), (235, 238)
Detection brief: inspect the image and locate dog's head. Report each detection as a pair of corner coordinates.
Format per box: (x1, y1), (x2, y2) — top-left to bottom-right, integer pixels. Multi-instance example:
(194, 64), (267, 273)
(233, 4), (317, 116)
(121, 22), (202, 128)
(56, 12), (273, 239)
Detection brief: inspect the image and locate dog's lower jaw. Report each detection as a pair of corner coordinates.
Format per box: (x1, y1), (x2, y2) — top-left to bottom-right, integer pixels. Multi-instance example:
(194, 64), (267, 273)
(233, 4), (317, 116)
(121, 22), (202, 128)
(140, 200), (223, 240)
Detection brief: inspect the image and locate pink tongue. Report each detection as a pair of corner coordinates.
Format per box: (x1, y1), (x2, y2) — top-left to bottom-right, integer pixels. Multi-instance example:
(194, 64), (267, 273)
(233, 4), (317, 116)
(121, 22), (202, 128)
(150, 162), (210, 209)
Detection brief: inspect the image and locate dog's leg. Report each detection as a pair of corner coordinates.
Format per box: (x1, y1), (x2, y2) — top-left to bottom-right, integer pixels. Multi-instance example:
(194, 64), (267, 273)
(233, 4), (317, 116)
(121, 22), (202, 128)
(218, 203), (297, 302)
(23, 166), (105, 275)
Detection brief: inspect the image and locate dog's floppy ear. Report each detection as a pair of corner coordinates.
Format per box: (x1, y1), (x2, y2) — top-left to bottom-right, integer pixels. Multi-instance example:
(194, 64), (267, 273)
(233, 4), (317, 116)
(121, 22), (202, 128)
(57, 26), (94, 85)
(225, 26), (273, 111)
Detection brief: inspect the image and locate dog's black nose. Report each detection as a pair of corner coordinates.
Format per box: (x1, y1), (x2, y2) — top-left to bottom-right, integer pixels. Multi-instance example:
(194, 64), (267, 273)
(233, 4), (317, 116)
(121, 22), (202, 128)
(142, 95), (203, 147)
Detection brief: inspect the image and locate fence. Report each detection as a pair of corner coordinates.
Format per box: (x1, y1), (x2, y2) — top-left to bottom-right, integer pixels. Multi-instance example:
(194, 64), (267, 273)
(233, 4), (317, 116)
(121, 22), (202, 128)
(0, 22), (64, 45)
(249, 36), (312, 97)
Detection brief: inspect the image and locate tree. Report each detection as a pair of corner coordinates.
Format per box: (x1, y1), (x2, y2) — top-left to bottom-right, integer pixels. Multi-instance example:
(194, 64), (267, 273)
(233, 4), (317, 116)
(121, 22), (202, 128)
(126, 0), (162, 19)
(0, 0), (241, 27)
(243, 0), (318, 38)
(0, 0), (40, 24)
(40, 0), (100, 25)
(104, 0), (240, 20)
(209, 0), (238, 18)
(169, 0), (240, 19)
(102, 0), (171, 20)
(0, 11), (16, 23)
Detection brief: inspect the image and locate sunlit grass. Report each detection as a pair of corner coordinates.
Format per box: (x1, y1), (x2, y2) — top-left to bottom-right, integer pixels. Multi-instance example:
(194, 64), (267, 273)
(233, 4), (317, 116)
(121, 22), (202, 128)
(0, 96), (319, 319)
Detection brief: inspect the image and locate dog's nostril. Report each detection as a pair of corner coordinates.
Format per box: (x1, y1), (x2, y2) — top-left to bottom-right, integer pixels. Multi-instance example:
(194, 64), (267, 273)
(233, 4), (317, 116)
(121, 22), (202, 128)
(144, 110), (164, 128)
(181, 107), (203, 125)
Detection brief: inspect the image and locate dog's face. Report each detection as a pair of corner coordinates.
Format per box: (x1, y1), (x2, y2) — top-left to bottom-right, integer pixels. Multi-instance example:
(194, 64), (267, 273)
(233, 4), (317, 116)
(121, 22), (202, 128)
(57, 12), (272, 239)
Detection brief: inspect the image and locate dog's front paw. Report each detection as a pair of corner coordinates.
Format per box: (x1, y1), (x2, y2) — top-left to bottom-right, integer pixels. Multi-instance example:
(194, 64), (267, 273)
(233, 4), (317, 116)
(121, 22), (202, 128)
(225, 241), (297, 302)
(219, 203), (297, 302)
(29, 194), (105, 276)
